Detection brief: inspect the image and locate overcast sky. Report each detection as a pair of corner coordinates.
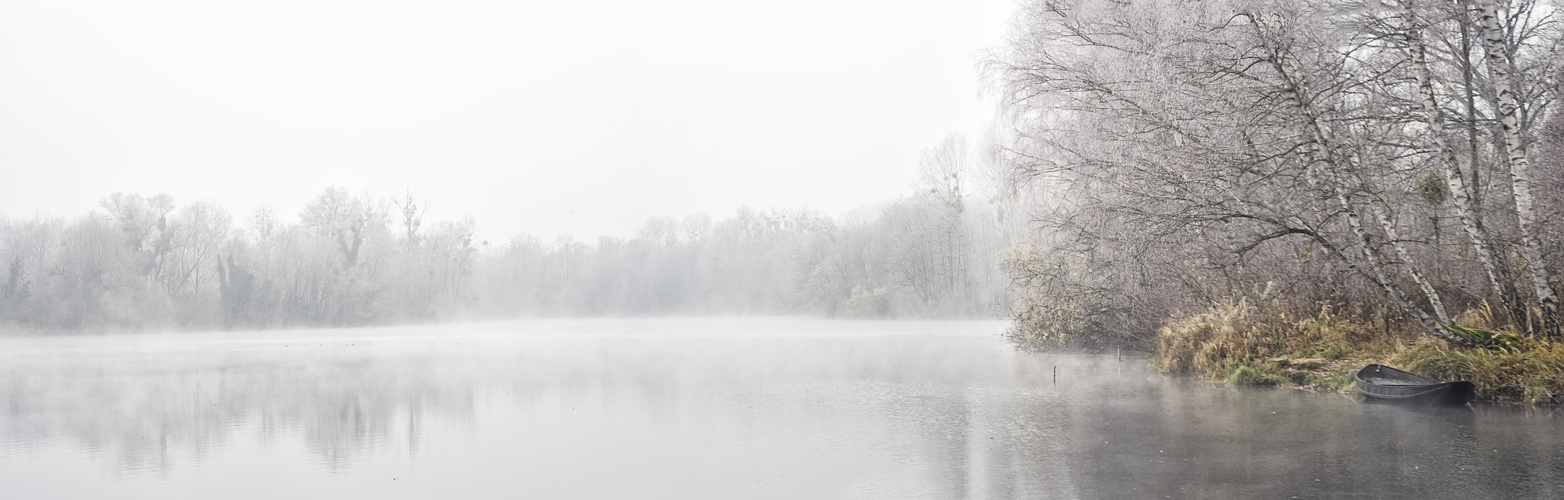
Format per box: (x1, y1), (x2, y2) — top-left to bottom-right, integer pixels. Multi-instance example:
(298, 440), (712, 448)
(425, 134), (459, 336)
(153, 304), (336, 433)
(0, 0), (1015, 242)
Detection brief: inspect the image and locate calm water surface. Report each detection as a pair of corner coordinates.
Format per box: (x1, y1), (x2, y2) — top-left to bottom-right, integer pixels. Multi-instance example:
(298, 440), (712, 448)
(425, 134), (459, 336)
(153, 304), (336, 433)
(1, 318), (1561, 498)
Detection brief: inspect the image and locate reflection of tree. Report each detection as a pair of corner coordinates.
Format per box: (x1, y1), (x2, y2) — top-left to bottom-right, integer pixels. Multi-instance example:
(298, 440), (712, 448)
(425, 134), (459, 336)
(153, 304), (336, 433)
(853, 351), (1561, 498)
(7, 327), (1555, 496)
(1046, 366), (1531, 497)
(0, 342), (476, 474)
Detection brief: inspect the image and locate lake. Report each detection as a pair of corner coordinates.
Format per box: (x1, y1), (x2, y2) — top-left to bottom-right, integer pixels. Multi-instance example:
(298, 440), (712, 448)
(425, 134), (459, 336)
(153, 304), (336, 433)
(1, 318), (1561, 498)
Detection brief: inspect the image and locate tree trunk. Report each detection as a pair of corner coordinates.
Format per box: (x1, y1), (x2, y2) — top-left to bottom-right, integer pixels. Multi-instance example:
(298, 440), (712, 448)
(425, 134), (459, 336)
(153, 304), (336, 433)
(1399, 0), (1527, 329)
(1243, 11), (1468, 345)
(1476, 0), (1561, 338)
(1364, 189), (1451, 323)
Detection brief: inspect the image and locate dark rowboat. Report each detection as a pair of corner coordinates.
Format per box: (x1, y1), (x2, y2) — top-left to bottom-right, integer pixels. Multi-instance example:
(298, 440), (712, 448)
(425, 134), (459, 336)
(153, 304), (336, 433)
(1356, 364), (1475, 405)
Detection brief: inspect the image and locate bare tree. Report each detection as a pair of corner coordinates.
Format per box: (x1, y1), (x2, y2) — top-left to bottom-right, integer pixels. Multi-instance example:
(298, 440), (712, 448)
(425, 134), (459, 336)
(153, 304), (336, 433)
(987, 0), (1563, 347)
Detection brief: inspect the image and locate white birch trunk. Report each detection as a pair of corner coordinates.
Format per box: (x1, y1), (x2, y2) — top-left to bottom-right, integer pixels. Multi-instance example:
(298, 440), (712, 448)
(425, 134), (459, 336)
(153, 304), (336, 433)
(1477, 0), (1561, 338)
(1399, 0), (1526, 328)
(1246, 12), (1467, 344)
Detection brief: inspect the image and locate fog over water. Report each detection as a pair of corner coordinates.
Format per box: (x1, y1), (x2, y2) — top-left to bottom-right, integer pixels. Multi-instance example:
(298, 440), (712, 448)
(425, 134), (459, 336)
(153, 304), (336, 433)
(3, 319), (1561, 498)
(6, 0), (1564, 497)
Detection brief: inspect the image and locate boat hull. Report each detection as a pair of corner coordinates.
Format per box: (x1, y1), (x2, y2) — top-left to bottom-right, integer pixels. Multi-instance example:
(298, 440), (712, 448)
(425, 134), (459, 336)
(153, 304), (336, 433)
(1356, 364), (1475, 406)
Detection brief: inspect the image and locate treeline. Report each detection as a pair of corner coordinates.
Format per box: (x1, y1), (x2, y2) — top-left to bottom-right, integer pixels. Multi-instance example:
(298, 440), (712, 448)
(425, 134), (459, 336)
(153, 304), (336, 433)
(0, 138), (1021, 332)
(990, 0), (1564, 350)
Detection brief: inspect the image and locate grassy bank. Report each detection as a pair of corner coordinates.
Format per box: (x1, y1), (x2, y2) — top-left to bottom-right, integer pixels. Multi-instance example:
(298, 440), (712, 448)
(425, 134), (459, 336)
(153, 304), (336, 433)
(1151, 298), (1564, 405)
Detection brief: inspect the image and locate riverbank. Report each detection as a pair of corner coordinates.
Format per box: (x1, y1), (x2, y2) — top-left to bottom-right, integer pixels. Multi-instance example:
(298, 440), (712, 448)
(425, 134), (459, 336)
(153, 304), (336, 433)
(1151, 298), (1564, 405)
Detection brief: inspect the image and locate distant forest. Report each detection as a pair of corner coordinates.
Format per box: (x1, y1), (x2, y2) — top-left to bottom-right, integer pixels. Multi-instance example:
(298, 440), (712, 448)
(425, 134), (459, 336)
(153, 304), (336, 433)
(0, 136), (1028, 332)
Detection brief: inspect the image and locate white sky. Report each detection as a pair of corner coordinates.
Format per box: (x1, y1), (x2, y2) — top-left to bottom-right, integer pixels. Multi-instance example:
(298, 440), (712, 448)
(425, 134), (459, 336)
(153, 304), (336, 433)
(0, 0), (1016, 242)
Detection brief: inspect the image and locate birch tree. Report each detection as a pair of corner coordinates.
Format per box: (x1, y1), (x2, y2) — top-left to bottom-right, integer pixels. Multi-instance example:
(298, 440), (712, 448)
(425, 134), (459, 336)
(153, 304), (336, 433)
(1475, 0), (1561, 337)
(990, 0), (1563, 346)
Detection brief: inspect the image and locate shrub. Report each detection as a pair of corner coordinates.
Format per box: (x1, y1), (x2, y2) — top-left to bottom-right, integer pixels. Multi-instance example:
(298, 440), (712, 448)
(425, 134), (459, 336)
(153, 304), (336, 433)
(1152, 296), (1564, 404)
(1391, 341), (1564, 405)
(1152, 297), (1414, 388)
(1002, 244), (1149, 352)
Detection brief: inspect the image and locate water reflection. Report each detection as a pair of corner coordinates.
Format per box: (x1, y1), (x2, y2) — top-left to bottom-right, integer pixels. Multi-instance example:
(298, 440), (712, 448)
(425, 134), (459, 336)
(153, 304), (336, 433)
(0, 318), (1562, 498)
(0, 337), (477, 477)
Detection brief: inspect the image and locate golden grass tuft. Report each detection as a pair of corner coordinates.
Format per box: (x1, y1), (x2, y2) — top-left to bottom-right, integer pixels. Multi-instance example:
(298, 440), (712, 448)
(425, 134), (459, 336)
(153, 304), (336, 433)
(1390, 341), (1564, 405)
(1153, 298), (1406, 387)
(1153, 297), (1564, 404)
